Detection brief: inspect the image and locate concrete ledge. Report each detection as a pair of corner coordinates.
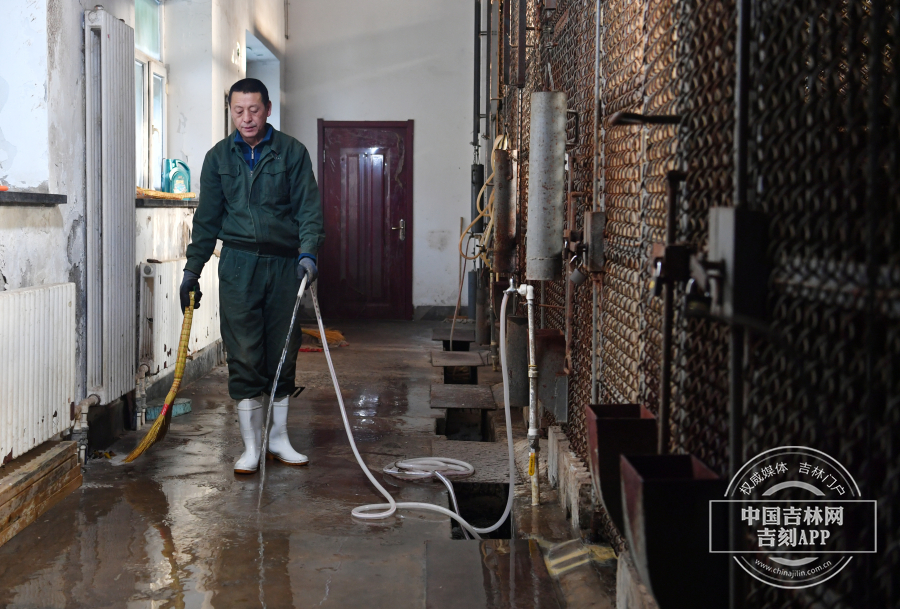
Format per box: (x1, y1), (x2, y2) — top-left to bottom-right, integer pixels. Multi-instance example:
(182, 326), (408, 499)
(547, 425), (593, 539)
(0, 191), (67, 206)
(616, 549), (659, 609)
(135, 198), (198, 208)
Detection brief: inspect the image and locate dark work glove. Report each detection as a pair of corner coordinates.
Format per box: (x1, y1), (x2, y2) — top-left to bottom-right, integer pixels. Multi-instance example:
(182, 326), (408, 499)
(179, 270), (203, 313)
(297, 255), (318, 283)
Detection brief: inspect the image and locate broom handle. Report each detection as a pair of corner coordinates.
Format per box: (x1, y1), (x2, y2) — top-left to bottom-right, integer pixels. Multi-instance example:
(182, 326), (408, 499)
(165, 290), (196, 405)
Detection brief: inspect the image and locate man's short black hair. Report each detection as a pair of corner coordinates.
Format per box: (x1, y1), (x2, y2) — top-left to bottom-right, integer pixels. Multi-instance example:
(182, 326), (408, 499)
(229, 78), (270, 107)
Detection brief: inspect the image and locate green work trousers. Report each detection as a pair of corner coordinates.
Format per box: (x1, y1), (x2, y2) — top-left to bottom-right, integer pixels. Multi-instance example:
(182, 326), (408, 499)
(219, 247), (303, 400)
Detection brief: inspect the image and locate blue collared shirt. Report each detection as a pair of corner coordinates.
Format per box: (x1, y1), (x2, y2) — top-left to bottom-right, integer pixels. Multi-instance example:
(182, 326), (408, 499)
(234, 124), (274, 171)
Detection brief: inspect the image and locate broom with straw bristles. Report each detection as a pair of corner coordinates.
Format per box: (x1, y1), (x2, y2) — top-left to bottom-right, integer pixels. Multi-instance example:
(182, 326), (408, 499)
(125, 290), (196, 462)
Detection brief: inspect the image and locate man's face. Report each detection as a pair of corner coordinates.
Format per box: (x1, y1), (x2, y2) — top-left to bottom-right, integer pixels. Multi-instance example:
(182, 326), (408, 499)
(230, 91), (272, 144)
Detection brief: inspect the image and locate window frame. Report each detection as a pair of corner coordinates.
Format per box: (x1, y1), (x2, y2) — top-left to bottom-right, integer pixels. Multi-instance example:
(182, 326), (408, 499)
(135, 49), (167, 190)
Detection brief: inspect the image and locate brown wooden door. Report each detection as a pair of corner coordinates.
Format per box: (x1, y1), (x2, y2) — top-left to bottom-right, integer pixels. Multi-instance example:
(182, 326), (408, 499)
(317, 120), (414, 319)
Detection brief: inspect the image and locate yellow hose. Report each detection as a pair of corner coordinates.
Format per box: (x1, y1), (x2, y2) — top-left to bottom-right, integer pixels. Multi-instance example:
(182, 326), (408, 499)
(457, 134), (510, 269)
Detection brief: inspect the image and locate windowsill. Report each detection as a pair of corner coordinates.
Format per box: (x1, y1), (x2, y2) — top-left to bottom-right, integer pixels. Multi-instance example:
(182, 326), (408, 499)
(0, 192), (67, 206)
(136, 198), (199, 208)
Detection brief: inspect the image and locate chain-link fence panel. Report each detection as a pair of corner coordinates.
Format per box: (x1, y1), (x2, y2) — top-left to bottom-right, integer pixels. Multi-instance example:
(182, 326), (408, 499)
(638, 0), (681, 437)
(669, 0), (737, 476)
(597, 0), (645, 412)
(742, 0), (899, 606)
(543, 0), (598, 463)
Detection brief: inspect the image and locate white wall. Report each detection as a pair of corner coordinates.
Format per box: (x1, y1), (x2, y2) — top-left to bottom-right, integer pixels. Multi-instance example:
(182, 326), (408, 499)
(164, 0), (214, 173)
(283, 0), (472, 307)
(0, 0), (89, 396)
(165, 0), (284, 185)
(247, 59), (281, 129)
(0, 2), (50, 191)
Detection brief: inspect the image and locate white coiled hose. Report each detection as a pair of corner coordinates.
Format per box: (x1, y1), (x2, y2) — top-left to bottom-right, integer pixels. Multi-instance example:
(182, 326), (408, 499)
(310, 284), (515, 539)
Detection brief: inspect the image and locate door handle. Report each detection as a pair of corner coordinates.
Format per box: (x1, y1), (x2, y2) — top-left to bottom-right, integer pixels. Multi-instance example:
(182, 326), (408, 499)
(391, 219), (406, 241)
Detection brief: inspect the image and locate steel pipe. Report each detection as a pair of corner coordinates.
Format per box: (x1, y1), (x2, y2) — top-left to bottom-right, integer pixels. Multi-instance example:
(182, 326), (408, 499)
(591, 0), (602, 404)
(658, 171), (685, 454)
(520, 282), (540, 506)
(525, 92), (567, 281)
(516, 0), (525, 88)
(492, 149), (515, 273)
(484, 0), (492, 145)
(471, 163), (485, 234)
(475, 272), (489, 345)
(473, 0), (481, 145)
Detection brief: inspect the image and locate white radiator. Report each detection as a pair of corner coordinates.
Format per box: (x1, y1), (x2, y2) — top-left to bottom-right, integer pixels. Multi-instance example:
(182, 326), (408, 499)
(0, 284), (77, 463)
(139, 259), (221, 375)
(85, 9), (136, 403)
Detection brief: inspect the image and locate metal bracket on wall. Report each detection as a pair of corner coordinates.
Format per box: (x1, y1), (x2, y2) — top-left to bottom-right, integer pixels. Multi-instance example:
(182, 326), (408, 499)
(565, 110), (580, 148)
(583, 211), (605, 273)
(684, 208), (769, 324)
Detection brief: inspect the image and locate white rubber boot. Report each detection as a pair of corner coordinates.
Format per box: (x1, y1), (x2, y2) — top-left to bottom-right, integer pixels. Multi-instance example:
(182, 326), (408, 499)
(234, 397), (264, 474)
(266, 396), (309, 465)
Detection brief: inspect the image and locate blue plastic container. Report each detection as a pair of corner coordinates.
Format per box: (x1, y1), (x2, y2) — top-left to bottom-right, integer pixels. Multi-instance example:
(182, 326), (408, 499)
(162, 159), (191, 194)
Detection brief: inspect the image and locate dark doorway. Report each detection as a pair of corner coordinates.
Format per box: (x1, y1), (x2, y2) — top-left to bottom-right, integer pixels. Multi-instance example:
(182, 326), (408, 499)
(317, 120), (414, 319)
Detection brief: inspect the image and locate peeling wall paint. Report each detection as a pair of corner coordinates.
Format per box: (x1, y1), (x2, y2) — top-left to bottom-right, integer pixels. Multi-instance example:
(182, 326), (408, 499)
(135, 208), (197, 262)
(283, 1), (472, 307)
(0, 0), (88, 399)
(0, 1), (51, 191)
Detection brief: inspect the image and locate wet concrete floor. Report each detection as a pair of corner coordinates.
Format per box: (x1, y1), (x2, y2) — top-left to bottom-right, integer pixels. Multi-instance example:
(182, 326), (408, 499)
(0, 321), (539, 608)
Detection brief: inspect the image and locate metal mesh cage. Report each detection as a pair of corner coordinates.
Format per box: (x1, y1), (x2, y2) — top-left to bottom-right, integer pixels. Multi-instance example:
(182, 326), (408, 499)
(740, 0), (899, 606)
(498, 2), (898, 601)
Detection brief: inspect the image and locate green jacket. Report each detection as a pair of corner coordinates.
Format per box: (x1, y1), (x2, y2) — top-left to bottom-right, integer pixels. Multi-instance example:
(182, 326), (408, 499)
(185, 128), (325, 276)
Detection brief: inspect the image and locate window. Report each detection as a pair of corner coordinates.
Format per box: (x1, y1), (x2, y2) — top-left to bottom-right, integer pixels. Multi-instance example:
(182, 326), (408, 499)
(135, 0), (161, 60)
(134, 0), (166, 190)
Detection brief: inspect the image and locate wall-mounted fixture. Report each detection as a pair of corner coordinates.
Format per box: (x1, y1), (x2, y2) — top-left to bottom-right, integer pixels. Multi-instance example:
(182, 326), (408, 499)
(583, 211), (605, 273)
(525, 92), (567, 281)
(492, 149), (516, 273)
(689, 207), (769, 322)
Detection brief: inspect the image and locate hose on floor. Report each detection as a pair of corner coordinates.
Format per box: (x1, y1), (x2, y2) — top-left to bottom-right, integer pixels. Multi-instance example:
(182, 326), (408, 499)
(310, 284), (516, 539)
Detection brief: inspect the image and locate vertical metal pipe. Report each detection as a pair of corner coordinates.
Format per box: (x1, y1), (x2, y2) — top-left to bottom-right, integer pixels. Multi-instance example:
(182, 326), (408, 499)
(474, 0), (482, 145)
(493, 149), (514, 273)
(728, 326), (746, 609)
(490, 272), (499, 370)
(517, 0), (526, 88)
(525, 92), (567, 281)
(730, 1), (751, 606)
(507, 315), (530, 407)
(659, 171), (685, 454)
(564, 158), (575, 372)
(476, 272), (489, 345)
(472, 163), (486, 234)
(659, 281), (674, 454)
(503, 0), (511, 86)
(524, 283), (540, 505)
(485, 0), (492, 146)
(468, 269), (477, 321)
(591, 0), (602, 404)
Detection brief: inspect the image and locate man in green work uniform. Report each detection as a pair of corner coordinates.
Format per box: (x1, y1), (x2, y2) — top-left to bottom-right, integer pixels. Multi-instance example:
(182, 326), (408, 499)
(180, 78), (324, 474)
